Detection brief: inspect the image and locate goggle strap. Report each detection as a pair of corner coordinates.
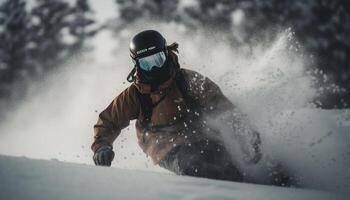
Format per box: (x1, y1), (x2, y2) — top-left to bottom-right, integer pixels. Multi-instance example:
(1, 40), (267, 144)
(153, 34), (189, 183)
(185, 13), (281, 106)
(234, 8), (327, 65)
(127, 66), (137, 83)
(167, 42), (179, 54)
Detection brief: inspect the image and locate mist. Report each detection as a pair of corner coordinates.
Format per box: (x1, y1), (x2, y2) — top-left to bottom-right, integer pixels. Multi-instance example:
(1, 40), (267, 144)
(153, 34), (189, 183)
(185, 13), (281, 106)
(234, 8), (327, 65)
(0, 21), (349, 192)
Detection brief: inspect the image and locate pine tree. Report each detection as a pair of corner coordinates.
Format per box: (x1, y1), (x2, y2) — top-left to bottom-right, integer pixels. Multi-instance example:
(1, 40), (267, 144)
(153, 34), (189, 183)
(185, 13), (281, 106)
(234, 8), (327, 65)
(30, 0), (96, 75)
(69, 0), (97, 52)
(114, 0), (180, 30)
(30, 0), (75, 74)
(0, 0), (31, 98)
(0, 0), (97, 112)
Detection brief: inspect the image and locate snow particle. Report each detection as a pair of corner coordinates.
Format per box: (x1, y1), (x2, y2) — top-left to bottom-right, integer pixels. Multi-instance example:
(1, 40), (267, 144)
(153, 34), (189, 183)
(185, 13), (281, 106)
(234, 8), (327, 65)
(177, 105), (181, 111)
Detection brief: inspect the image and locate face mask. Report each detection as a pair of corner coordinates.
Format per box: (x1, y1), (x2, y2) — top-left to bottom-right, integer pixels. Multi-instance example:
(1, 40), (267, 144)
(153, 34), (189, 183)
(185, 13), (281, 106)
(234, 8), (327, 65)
(137, 56), (174, 85)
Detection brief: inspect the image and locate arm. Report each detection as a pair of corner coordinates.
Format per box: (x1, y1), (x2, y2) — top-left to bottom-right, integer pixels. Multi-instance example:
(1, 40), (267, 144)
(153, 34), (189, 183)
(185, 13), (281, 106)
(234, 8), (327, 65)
(199, 76), (235, 115)
(190, 72), (262, 164)
(204, 79), (262, 164)
(91, 85), (140, 156)
(183, 69), (235, 115)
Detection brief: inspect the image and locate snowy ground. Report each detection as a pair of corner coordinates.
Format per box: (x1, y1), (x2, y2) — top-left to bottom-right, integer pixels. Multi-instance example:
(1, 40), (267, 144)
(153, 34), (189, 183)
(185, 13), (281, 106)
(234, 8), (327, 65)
(0, 155), (348, 200)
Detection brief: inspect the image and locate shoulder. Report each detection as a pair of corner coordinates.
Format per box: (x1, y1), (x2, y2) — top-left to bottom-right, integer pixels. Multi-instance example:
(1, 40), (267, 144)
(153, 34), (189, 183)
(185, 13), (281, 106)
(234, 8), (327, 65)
(179, 68), (206, 86)
(128, 83), (139, 94)
(113, 84), (139, 105)
(180, 68), (218, 90)
(181, 68), (204, 79)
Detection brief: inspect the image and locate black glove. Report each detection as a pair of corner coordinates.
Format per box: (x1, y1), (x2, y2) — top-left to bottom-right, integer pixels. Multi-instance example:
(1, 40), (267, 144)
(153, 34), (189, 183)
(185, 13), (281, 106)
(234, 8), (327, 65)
(93, 145), (115, 166)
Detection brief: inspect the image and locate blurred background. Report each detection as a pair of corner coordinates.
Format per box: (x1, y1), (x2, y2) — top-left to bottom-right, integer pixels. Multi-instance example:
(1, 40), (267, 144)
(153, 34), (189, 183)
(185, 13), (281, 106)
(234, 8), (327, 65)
(0, 0), (349, 116)
(0, 0), (350, 191)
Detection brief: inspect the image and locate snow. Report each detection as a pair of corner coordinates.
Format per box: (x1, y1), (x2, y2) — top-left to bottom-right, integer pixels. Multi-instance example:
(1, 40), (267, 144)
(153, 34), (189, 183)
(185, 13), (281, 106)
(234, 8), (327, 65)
(0, 155), (348, 200)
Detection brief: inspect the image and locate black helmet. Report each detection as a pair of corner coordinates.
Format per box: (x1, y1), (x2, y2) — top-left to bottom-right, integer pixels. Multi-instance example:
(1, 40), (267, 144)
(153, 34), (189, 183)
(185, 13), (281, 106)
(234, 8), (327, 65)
(129, 30), (167, 60)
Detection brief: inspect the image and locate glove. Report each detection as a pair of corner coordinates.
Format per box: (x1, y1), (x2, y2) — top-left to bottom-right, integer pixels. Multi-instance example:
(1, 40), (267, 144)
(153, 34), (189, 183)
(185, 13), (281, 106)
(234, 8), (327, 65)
(93, 145), (115, 166)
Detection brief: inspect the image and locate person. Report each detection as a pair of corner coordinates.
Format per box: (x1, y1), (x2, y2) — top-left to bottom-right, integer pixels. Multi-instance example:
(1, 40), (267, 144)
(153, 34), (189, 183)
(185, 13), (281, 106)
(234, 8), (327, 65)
(91, 30), (261, 182)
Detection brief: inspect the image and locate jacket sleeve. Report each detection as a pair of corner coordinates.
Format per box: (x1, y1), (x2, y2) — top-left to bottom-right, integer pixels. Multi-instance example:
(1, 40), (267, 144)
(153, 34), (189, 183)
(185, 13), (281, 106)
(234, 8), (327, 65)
(91, 85), (140, 152)
(201, 76), (235, 115)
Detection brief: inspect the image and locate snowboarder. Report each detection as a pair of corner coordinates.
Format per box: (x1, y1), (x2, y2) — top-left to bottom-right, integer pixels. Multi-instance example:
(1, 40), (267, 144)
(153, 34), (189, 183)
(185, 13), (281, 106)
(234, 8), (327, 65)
(92, 30), (261, 182)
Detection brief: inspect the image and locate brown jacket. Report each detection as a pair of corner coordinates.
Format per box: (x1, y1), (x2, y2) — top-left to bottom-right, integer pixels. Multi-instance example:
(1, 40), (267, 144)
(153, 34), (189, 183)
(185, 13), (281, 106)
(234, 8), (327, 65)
(92, 53), (234, 164)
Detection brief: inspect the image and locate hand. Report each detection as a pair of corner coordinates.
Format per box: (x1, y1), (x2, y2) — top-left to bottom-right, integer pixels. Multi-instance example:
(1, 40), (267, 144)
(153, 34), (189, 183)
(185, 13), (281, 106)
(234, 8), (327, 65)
(93, 145), (115, 166)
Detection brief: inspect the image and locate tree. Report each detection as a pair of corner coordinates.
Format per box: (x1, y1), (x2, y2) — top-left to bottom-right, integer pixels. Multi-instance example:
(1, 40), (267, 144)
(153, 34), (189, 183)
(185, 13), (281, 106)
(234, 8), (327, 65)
(113, 0), (180, 30)
(0, 0), (31, 98)
(69, 0), (97, 52)
(30, 0), (96, 75)
(0, 0), (97, 117)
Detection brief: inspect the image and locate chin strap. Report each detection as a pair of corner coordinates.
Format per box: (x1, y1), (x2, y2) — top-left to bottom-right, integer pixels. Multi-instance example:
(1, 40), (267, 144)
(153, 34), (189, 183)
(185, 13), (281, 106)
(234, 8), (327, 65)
(127, 65), (137, 83)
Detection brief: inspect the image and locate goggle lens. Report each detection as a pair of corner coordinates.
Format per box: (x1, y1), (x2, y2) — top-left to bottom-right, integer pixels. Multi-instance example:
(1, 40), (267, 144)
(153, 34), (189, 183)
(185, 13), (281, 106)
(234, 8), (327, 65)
(137, 51), (166, 71)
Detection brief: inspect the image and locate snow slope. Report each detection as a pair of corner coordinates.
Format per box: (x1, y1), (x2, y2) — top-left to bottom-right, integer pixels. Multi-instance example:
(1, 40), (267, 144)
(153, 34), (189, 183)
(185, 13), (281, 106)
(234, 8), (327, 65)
(0, 155), (347, 200)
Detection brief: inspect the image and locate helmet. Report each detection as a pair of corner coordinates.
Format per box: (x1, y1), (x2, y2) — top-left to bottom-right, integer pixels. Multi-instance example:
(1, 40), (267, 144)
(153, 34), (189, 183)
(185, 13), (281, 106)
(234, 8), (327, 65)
(130, 30), (167, 59)
(129, 30), (172, 84)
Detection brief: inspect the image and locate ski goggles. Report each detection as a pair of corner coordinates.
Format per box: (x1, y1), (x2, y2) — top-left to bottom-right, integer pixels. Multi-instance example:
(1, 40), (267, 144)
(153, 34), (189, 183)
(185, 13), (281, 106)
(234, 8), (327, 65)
(136, 51), (167, 71)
